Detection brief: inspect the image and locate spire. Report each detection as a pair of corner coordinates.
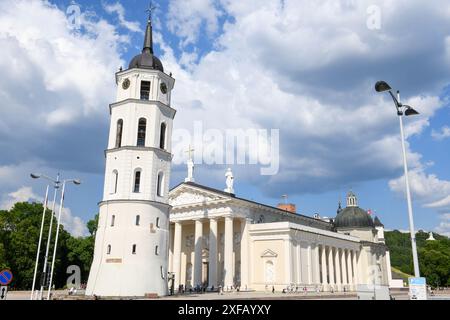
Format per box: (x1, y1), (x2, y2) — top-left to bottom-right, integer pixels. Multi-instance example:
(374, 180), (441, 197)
(337, 200), (342, 214)
(143, 3), (156, 54)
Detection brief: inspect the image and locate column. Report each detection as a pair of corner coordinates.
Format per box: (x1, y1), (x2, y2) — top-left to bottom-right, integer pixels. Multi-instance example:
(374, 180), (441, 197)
(240, 218), (250, 290)
(193, 219), (203, 287)
(352, 250), (359, 288)
(334, 248), (342, 291)
(208, 218), (218, 289)
(314, 244), (320, 285)
(296, 242), (302, 284)
(346, 249), (353, 290)
(307, 244), (312, 284)
(341, 249), (348, 290)
(285, 238), (293, 285)
(386, 250), (393, 287)
(173, 222), (182, 290)
(320, 245), (328, 291)
(224, 216), (234, 288)
(327, 246), (335, 290)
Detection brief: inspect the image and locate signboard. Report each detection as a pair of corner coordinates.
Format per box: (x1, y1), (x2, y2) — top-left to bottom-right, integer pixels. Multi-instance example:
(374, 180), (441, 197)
(0, 286), (7, 300)
(409, 277), (427, 300)
(0, 270), (13, 286)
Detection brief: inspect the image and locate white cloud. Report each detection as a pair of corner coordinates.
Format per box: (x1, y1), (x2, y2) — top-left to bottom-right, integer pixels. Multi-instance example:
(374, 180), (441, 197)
(58, 206), (89, 238)
(167, 0), (223, 47)
(425, 196), (450, 209)
(435, 213), (450, 237)
(159, 0), (450, 196)
(103, 2), (142, 33)
(431, 126), (450, 140)
(0, 186), (41, 210)
(0, 185), (88, 237)
(389, 169), (450, 211)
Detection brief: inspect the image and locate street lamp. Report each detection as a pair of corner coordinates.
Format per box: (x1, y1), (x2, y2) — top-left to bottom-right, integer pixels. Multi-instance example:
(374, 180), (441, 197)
(30, 173), (60, 300)
(47, 178), (80, 300)
(375, 81), (421, 278)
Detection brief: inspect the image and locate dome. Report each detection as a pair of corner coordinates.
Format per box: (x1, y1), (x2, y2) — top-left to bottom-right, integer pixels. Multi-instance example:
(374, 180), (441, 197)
(334, 191), (374, 229)
(129, 53), (164, 72)
(334, 207), (375, 229)
(128, 17), (164, 72)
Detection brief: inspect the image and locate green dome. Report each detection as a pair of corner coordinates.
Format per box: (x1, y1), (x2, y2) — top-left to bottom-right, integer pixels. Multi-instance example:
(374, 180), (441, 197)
(334, 206), (375, 229)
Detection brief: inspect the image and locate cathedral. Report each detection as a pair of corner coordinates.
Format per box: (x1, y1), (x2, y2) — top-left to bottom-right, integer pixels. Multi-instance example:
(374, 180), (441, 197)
(168, 168), (392, 295)
(86, 13), (392, 298)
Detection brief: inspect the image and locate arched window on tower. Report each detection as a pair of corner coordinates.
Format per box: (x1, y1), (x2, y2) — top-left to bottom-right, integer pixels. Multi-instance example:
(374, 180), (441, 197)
(111, 170), (118, 194)
(157, 172), (164, 197)
(134, 170), (141, 193)
(159, 122), (167, 149)
(136, 215), (140, 226)
(107, 245), (111, 255)
(115, 119), (123, 148)
(137, 118), (147, 147)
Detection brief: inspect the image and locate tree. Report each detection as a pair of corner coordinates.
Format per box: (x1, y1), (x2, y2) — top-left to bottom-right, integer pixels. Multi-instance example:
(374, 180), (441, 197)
(0, 202), (97, 290)
(385, 230), (450, 288)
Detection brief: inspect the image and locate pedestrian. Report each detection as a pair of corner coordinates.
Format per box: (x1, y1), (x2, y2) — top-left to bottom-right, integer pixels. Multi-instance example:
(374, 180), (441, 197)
(272, 286), (275, 294)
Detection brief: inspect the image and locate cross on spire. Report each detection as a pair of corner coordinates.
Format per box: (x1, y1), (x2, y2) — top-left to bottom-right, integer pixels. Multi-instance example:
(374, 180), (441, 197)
(146, 1), (157, 23)
(185, 144), (195, 183)
(185, 144), (195, 160)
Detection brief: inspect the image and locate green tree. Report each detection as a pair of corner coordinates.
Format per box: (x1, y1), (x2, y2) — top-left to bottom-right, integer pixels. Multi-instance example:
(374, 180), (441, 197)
(0, 202), (97, 290)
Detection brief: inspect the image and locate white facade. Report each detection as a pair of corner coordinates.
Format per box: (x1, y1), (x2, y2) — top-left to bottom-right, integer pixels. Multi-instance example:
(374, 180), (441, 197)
(86, 18), (176, 297)
(168, 183), (392, 294)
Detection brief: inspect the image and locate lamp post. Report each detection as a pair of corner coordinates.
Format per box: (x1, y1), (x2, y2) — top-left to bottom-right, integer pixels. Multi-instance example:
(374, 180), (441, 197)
(375, 81), (421, 278)
(47, 178), (81, 300)
(30, 173), (61, 299)
(30, 183), (49, 300)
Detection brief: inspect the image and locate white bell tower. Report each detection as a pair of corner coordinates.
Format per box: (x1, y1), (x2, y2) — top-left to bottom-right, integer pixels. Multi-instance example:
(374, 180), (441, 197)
(86, 13), (176, 297)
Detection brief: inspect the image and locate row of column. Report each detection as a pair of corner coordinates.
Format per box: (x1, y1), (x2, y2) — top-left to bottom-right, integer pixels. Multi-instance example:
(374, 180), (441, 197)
(172, 216), (248, 290)
(319, 245), (358, 292)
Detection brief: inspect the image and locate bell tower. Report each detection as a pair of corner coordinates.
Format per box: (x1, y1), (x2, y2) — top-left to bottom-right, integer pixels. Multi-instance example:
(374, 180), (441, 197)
(86, 12), (176, 297)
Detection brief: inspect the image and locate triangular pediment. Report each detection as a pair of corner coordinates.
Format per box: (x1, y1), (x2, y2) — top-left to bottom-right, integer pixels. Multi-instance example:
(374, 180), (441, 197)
(169, 183), (229, 207)
(261, 249), (278, 258)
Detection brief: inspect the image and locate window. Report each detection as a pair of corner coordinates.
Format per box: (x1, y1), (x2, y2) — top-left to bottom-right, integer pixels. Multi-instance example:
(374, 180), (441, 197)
(140, 81), (151, 100)
(112, 170), (119, 194)
(156, 217), (160, 228)
(136, 215), (140, 226)
(111, 215), (115, 227)
(115, 119), (123, 148)
(134, 170), (141, 193)
(157, 172), (164, 197)
(159, 122), (166, 149)
(137, 118), (147, 147)
(155, 245), (159, 255)
(107, 245), (111, 255)
(132, 244), (137, 255)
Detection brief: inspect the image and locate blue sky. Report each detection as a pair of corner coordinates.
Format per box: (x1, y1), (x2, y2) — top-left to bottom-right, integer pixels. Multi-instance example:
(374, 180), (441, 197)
(0, 0), (449, 237)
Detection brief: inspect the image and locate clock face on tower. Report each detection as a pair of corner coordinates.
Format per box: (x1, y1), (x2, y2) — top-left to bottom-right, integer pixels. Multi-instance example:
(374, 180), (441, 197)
(122, 78), (130, 90)
(160, 82), (168, 94)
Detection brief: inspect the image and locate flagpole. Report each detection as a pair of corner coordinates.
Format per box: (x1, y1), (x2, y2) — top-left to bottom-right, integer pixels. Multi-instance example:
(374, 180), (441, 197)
(30, 185), (49, 300)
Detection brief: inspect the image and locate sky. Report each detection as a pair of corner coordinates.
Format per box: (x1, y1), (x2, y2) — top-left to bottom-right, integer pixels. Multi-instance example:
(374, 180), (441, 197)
(0, 0), (449, 237)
